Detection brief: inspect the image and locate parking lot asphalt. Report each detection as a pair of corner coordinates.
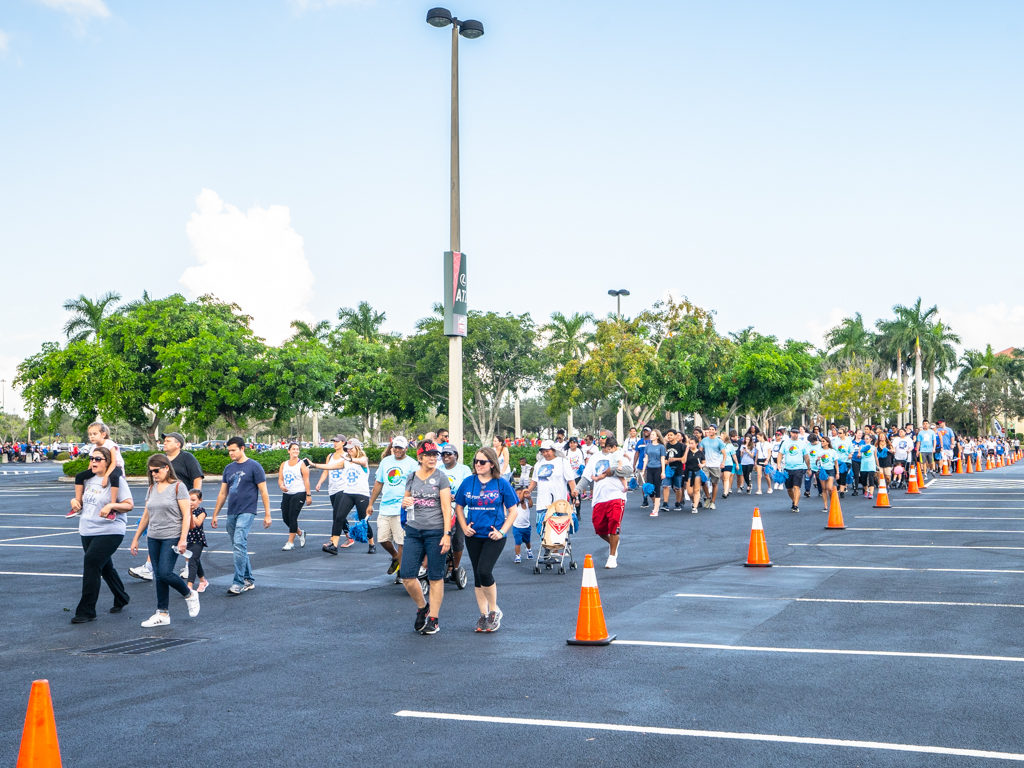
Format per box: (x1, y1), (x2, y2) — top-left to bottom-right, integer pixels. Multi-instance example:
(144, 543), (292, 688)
(3, 461), (1024, 767)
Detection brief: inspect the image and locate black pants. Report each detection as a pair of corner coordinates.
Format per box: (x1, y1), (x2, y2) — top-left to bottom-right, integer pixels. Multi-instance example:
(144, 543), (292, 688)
(77, 534), (129, 619)
(465, 535), (506, 588)
(186, 543), (205, 582)
(280, 492), (305, 534)
(742, 465), (753, 485)
(331, 493), (371, 539)
(644, 466), (662, 498)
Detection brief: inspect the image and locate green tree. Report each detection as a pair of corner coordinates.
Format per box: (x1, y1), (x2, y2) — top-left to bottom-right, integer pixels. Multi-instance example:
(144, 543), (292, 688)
(541, 311), (594, 433)
(824, 313), (876, 370)
(61, 292), (122, 343)
(922, 320), (960, 421)
(891, 298), (938, 426)
(337, 301), (389, 341)
(397, 310), (540, 444)
(819, 367), (901, 425)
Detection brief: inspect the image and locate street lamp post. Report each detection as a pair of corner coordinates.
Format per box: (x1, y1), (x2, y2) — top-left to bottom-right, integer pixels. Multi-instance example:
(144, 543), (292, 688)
(607, 290), (630, 441)
(427, 7), (484, 455)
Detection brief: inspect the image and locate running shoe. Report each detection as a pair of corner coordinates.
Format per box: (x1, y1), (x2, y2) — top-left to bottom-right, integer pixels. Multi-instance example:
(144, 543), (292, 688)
(475, 614), (488, 632)
(322, 542), (338, 555)
(367, 545), (376, 554)
(649, 511), (658, 517)
(485, 609), (503, 632)
(803, 490), (811, 498)
(420, 616), (440, 635)
(242, 579), (255, 592)
(526, 549), (534, 560)
(298, 529), (306, 547)
(709, 502), (716, 510)
(282, 541), (294, 551)
(129, 563), (154, 581)
(66, 509), (80, 518)
(179, 566), (188, 579)
(141, 612), (170, 627)
(674, 503), (682, 510)
(605, 554), (618, 569)
(418, 566), (427, 579)
(340, 538), (355, 548)
(755, 490), (762, 495)
(514, 554), (521, 563)
(767, 487), (773, 494)
(640, 501), (649, 508)
(414, 603), (430, 633)
(691, 505), (698, 514)
(227, 583), (243, 595)
(387, 558), (400, 575)
(792, 506), (799, 513)
(185, 590), (200, 618)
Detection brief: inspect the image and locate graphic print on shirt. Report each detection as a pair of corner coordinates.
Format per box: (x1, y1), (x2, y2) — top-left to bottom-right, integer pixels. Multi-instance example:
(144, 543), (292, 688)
(594, 459), (610, 476)
(283, 470), (299, 486)
(386, 467), (405, 485)
(537, 463), (554, 481)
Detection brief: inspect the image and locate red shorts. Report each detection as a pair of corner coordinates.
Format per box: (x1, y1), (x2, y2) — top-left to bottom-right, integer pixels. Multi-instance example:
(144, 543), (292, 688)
(592, 499), (624, 537)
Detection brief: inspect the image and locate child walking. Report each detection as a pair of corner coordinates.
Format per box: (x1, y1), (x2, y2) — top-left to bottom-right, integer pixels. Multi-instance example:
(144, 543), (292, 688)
(185, 489), (209, 593)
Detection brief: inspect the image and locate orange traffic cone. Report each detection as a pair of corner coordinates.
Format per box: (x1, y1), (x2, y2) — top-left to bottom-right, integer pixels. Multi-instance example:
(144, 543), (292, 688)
(874, 477), (892, 508)
(956, 456), (965, 473)
(906, 468), (921, 494)
(977, 455), (984, 472)
(966, 456), (973, 473)
(826, 491), (846, 529)
(17, 680), (61, 768)
(567, 554), (615, 646)
(744, 507), (772, 566)
(916, 462), (926, 490)
(941, 459), (951, 476)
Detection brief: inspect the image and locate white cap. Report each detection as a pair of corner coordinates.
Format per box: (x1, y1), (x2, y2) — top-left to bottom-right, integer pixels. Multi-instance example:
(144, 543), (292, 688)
(540, 439), (556, 450)
(391, 436), (409, 449)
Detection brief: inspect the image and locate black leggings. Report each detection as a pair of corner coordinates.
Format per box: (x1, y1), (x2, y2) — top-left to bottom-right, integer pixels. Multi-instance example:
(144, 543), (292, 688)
(465, 535), (506, 588)
(644, 466), (662, 497)
(186, 543), (205, 582)
(742, 465), (753, 484)
(280, 492), (305, 533)
(331, 493), (371, 539)
(76, 534), (129, 619)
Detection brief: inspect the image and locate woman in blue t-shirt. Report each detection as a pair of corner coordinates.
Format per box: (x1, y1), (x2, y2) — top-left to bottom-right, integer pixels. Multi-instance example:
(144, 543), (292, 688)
(851, 430), (866, 494)
(455, 446), (519, 633)
(858, 435), (878, 499)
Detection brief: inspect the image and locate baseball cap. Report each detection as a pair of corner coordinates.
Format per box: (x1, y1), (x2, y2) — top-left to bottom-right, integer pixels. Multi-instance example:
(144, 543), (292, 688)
(540, 439), (556, 450)
(417, 440), (440, 457)
(161, 432), (185, 447)
(937, 418), (946, 423)
(391, 436), (409, 449)
(641, 426), (652, 433)
(789, 426), (800, 432)
(330, 434), (346, 442)
(440, 444), (458, 455)
(345, 438), (363, 449)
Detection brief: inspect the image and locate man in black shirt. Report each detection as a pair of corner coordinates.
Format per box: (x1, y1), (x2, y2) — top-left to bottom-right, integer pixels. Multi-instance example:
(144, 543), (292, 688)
(663, 430), (686, 510)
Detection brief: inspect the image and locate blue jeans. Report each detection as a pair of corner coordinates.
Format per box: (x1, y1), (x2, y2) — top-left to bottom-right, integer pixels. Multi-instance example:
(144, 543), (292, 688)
(147, 537), (190, 611)
(399, 527), (445, 581)
(225, 513), (255, 587)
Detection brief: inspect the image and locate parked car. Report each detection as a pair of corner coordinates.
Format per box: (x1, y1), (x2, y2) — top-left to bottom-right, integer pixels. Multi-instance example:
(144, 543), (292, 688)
(121, 443), (151, 452)
(194, 440), (228, 451)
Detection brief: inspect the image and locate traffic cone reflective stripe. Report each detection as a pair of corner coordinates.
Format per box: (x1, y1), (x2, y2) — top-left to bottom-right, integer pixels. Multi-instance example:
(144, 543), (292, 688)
(906, 469), (921, 494)
(874, 478), (892, 508)
(744, 507), (772, 566)
(567, 554), (615, 646)
(941, 459), (951, 476)
(826, 491), (846, 528)
(17, 680), (61, 768)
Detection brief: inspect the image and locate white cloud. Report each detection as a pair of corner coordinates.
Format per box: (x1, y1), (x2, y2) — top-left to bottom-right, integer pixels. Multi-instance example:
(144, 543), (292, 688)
(35, 0), (110, 18)
(939, 304), (1024, 355)
(0, 29), (10, 55)
(181, 189), (314, 346)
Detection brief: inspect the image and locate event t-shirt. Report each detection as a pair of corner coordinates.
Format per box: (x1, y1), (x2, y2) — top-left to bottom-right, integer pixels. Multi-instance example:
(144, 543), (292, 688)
(443, 462), (472, 494)
(455, 475), (519, 538)
(222, 458), (266, 516)
(582, 450), (628, 505)
(324, 452), (349, 495)
(722, 441), (738, 471)
(79, 473), (134, 537)
(644, 443), (666, 469)
(893, 437), (913, 461)
(779, 439), (809, 470)
(859, 444), (878, 472)
(533, 456), (575, 509)
(404, 468), (449, 531)
(281, 460), (307, 494)
(916, 429), (936, 453)
(168, 450), (204, 489)
(336, 461), (370, 497)
(376, 455), (418, 516)
(566, 448), (586, 477)
(817, 449), (836, 471)
(806, 443), (825, 469)
(144, 481), (190, 540)
(699, 437), (727, 468)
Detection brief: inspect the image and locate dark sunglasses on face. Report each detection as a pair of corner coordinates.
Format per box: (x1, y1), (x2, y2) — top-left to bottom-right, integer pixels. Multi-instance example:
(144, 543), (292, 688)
(474, 459), (490, 465)
(89, 456), (104, 462)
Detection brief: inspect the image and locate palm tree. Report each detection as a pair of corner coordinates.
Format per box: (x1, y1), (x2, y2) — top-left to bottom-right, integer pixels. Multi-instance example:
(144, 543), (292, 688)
(542, 312), (594, 435)
(824, 313), (876, 370)
(876, 317), (914, 424)
(62, 292), (121, 343)
(922, 321), (960, 421)
(891, 298), (938, 426)
(337, 302), (386, 341)
(289, 319), (332, 343)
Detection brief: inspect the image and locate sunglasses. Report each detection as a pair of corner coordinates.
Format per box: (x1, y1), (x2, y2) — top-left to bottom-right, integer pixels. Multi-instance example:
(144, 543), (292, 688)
(149, 467), (166, 473)
(89, 456), (104, 462)
(473, 459), (491, 465)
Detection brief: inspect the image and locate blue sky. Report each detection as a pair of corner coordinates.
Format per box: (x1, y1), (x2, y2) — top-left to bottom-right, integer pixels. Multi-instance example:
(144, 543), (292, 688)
(2, 0), (1022, 412)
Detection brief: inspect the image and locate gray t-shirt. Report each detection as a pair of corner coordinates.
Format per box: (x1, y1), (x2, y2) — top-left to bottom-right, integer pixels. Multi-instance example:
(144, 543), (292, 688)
(79, 474), (134, 537)
(404, 468), (449, 531)
(144, 481), (190, 540)
(645, 443), (667, 468)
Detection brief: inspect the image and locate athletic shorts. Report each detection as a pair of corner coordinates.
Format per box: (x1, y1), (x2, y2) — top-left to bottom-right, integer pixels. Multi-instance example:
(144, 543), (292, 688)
(941, 449), (953, 461)
(705, 466), (722, 482)
(376, 514), (405, 545)
(512, 525), (531, 546)
(919, 451), (934, 463)
(785, 469), (806, 489)
(592, 499), (624, 537)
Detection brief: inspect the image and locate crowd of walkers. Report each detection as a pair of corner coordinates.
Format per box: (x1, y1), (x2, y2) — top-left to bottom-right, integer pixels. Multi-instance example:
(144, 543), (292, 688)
(66, 420), (1020, 634)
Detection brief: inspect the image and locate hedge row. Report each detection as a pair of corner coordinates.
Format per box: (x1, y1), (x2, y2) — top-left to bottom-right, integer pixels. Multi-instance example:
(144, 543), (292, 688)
(63, 443), (542, 478)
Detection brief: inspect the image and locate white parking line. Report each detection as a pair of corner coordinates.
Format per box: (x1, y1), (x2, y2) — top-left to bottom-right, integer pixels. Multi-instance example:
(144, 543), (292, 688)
(394, 710), (1024, 762)
(673, 592), (1024, 608)
(0, 543), (251, 554)
(845, 527), (1024, 533)
(790, 543), (1024, 551)
(0, 571), (81, 577)
(612, 639), (1024, 663)
(779, 565), (1024, 574)
(857, 516), (1024, 520)
(0, 531), (80, 543)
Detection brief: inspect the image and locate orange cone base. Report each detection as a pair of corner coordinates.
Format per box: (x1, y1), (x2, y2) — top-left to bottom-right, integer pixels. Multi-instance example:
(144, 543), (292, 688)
(743, 561), (773, 567)
(567, 635), (617, 646)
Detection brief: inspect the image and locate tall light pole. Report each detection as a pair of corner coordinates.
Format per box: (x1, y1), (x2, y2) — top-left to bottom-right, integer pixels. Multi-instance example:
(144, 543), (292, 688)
(607, 290), (630, 441)
(0, 378), (5, 413)
(427, 7), (483, 455)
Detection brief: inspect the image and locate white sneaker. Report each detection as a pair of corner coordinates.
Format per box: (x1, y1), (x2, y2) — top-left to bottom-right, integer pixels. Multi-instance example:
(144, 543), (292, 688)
(755, 490), (762, 495)
(282, 541), (294, 551)
(129, 563), (154, 581)
(185, 589), (200, 618)
(298, 530), (306, 548)
(179, 566), (188, 579)
(710, 502), (716, 510)
(605, 554), (618, 569)
(141, 612), (170, 627)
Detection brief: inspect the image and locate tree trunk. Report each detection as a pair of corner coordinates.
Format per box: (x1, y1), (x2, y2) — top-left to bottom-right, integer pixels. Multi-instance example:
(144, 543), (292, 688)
(311, 411), (320, 446)
(514, 394), (521, 438)
(567, 408), (574, 437)
(914, 340), (924, 426)
(896, 350), (906, 423)
(927, 370), (936, 422)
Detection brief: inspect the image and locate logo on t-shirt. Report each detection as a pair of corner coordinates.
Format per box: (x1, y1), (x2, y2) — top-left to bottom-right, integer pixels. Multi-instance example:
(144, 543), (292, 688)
(595, 459), (610, 475)
(386, 468), (404, 485)
(345, 469), (362, 484)
(537, 463), (554, 481)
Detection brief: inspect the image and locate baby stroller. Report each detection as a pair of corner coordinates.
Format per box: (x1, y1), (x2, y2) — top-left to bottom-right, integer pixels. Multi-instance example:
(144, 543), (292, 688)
(891, 464), (906, 490)
(533, 499), (578, 575)
(418, 541), (469, 599)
